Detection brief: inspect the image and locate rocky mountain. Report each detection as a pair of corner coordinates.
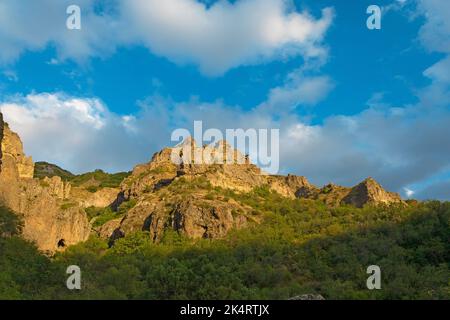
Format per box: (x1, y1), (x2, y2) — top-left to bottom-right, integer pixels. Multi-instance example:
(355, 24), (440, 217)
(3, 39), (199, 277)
(0, 112), (404, 253)
(0, 114), (90, 253)
(98, 137), (404, 244)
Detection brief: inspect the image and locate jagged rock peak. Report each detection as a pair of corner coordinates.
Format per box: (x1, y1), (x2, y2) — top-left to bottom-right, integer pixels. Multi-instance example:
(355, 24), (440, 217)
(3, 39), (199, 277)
(0, 116), (34, 179)
(342, 177), (403, 208)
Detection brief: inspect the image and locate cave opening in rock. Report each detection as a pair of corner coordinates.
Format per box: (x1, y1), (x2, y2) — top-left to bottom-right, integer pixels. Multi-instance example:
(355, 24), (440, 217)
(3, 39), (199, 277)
(57, 239), (66, 248)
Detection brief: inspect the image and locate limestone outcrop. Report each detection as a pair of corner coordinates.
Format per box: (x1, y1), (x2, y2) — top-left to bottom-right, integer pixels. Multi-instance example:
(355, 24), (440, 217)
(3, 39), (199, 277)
(70, 187), (120, 208)
(0, 120), (34, 179)
(342, 178), (403, 208)
(116, 195), (251, 242)
(101, 137), (403, 244)
(0, 121), (405, 250)
(292, 178), (404, 208)
(0, 113), (90, 253)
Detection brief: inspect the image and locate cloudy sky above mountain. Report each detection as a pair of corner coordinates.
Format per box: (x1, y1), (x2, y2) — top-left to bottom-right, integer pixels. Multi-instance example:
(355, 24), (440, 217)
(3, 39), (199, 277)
(0, 0), (449, 200)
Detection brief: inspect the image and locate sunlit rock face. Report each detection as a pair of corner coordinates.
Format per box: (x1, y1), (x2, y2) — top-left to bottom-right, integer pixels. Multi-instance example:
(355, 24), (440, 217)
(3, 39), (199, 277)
(342, 178), (404, 208)
(0, 113), (90, 253)
(0, 125), (404, 251)
(104, 137), (403, 244)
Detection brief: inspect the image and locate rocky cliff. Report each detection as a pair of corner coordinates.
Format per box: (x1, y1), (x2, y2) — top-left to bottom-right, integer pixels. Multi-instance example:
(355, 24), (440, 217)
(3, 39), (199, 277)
(0, 118), (404, 251)
(0, 113), (90, 253)
(98, 137), (403, 244)
(290, 178), (403, 208)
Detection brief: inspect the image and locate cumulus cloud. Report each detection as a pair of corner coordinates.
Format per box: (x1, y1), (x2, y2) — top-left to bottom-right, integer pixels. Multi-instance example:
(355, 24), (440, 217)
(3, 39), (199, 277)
(0, 0), (449, 200)
(121, 0), (333, 75)
(275, 0), (450, 194)
(0, 0), (121, 64)
(1, 84), (450, 198)
(280, 103), (450, 192)
(265, 71), (334, 112)
(0, 92), (286, 174)
(0, 93), (172, 173)
(416, 0), (450, 54)
(0, 0), (333, 75)
(419, 56), (450, 109)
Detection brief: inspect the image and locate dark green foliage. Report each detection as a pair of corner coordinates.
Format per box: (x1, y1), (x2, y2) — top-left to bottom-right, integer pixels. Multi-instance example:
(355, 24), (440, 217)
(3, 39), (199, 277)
(60, 202), (77, 211)
(0, 196), (449, 300)
(69, 169), (131, 188)
(35, 164), (130, 189)
(88, 199), (137, 227)
(0, 205), (22, 237)
(34, 161), (74, 180)
(0, 206), (61, 299)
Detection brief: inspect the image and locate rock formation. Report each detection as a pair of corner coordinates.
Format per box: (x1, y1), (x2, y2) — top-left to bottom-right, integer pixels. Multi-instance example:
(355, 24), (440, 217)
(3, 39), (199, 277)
(342, 178), (403, 208)
(0, 119), (34, 179)
(70, 187), (120, 208)
(0, 113), (90, 253)
(0, 122), (405, 250)
(101, 137), (403, 244)
(291, 178), (404, 208)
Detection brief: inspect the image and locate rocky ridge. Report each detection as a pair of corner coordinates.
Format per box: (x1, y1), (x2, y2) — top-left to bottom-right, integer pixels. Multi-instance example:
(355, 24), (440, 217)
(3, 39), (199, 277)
(101, 137), (403, 244)
(0, 113), (404, 252)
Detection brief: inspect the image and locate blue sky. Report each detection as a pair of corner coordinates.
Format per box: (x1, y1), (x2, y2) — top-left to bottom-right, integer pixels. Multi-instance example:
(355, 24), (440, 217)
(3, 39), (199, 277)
(0, 0), (449, 200)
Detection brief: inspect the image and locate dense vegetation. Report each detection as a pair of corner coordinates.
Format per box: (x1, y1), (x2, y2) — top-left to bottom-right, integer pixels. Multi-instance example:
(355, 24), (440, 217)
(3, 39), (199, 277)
(34, 163), (131, 191)
(86, 199), (137, 227)
(0, 190), (449, 300)
(69, 169), (131, 189)
(34, 162), (74, 180)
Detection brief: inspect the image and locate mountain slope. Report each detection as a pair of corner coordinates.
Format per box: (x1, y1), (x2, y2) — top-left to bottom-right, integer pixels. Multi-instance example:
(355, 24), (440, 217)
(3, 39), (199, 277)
(0, 112), (405, 252)
(98, 138), (404, 244)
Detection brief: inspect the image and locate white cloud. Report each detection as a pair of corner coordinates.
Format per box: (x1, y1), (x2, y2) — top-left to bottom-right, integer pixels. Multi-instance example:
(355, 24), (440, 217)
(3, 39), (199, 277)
(280, 104), (450, 195)
(416, 0), (450, 54)
(0, 0), (448, 200)
(413, 0), (450, 112)
(0, 0), (120, 65)
(424, 56), (450, 84)
(0, 0), (333, 75)
(419, 56), (450, 108)
(404, 187), (415, 198)
(1, 86), (450, 199)
(122, 0), (333, 75)
(265, 71), (334, 111)
(0, 93), (172, 173)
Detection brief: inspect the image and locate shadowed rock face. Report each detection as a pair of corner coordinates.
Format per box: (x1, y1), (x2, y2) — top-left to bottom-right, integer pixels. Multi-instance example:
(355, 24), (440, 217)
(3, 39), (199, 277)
(0, 113), (90, 253)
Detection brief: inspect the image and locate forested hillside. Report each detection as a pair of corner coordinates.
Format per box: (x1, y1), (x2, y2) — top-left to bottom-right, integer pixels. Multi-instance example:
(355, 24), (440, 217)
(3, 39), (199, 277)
(1, 192), (448, 300)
